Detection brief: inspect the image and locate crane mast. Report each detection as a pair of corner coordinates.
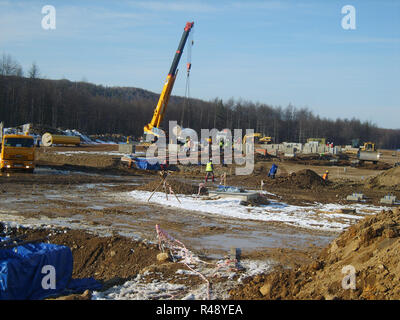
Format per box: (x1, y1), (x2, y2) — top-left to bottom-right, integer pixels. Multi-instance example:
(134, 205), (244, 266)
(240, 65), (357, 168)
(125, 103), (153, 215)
(144, 21), (194, 138)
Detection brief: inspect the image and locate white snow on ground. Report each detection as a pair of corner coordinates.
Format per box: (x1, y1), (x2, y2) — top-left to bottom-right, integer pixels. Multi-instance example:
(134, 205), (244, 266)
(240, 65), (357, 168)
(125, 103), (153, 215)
(95, 139), (117, 145)
(0, 213), (145, 242)
(125, 190), (388, 232)
(62, 129), (126, 145)
(92, 259), (275, 300)
(53, 151), (126, 156)
(4, 126), (124, 145)
(92, 274), (186, 300)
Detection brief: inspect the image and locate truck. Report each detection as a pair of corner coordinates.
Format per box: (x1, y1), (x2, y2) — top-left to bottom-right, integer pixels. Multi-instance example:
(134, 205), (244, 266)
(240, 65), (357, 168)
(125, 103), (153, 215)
(0, 134), (35, 173)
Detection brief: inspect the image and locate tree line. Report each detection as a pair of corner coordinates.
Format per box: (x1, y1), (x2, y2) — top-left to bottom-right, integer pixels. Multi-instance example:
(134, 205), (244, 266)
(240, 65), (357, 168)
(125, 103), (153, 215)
(0, 54), (399, 149)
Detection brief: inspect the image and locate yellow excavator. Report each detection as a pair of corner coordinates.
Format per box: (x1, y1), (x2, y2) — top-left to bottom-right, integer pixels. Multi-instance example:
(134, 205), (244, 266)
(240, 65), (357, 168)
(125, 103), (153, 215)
(243, 133), (272, 145)
(143, 21), (194, 144)
(360, 142), (376, 152)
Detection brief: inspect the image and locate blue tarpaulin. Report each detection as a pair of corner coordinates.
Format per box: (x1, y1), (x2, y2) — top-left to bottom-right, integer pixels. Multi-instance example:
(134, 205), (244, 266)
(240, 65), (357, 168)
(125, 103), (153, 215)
(133, 157), (161, 170)
(0, 238), (101, 300)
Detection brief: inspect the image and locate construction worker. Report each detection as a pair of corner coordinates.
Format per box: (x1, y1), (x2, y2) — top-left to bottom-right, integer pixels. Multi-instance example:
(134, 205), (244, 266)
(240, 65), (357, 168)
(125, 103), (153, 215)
(160, 159), (168, 171)
(268, 163), (278, 179)
(219, 139), (225, 153)
(184, 137), (191, 156)
(205, 159), (214, 182)
(219, 139), (226, 166)
(322, 170), (329, 180)
(207, 136), (212, 157)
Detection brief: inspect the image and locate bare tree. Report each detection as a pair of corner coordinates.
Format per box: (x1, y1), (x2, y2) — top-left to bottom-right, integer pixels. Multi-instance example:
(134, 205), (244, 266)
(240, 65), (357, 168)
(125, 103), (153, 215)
(28, 62), (40, 79)
(0, 53), (22, 76)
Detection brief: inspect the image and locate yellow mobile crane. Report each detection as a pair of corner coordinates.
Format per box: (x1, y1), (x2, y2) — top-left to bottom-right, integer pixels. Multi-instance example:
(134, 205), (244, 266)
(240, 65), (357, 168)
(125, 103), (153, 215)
(143, 21), (194, 142)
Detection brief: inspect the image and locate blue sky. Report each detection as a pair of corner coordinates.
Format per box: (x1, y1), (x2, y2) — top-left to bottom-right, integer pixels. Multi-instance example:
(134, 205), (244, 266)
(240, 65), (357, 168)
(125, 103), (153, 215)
(1, 0), (399, 129)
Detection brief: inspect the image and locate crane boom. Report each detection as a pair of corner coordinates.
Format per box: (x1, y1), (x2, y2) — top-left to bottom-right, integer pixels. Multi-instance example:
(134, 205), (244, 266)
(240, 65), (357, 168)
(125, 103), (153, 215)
(144, 21), (194, 138)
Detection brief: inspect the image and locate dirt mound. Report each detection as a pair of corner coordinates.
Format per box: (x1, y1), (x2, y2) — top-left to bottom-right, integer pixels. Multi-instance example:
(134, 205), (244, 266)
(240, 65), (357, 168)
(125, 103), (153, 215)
(360, 161), (392, 171)
(288, 169), (327, 188)
(367, 166), (400, 190)
(1, 228), (160, 288)
(136, 178), (203, 195)
(266, 169), (328, 189)
(240, 194), (270, 206)
(230, 208), (400, 300)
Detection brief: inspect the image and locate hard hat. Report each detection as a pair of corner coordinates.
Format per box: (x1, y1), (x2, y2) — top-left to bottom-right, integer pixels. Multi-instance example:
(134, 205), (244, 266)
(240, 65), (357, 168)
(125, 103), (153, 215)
(326, 170), (329, 173)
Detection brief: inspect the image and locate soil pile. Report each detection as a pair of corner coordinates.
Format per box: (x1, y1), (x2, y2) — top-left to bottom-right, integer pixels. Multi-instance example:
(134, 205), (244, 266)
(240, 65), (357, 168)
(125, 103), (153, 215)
(230, 208), (400, 300)
(288, 169), (327, 188)
(267, 169), (328, 189)
(136, 178), (203, 195)
(1, 228), (160, 286)
(367, 166), (400, 190)
(240, 194), (270, 206)
(360, 162), (392, 171)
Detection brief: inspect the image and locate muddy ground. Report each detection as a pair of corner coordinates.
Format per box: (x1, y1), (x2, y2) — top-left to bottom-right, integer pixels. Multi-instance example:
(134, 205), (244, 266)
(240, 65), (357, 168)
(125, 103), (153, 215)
(1, 144), (399, 300)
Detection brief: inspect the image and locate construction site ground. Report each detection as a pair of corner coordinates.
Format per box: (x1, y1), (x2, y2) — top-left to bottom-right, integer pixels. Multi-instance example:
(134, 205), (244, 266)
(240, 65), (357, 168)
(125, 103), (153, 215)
(1, 144), (399, 300)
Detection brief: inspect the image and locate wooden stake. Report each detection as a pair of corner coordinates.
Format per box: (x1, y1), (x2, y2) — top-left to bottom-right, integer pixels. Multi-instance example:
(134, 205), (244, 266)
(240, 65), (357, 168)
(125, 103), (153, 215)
(148, 176), (166, 202)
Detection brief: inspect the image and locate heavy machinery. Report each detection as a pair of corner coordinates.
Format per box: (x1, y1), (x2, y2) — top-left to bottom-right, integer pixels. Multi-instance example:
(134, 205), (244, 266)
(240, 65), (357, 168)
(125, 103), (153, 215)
(0, 134), (35, 172)
(243, 133), (272, 145)
(360, 142), (376, 152)
(357, 142), (380, 164)
(143, 21), (194, 143)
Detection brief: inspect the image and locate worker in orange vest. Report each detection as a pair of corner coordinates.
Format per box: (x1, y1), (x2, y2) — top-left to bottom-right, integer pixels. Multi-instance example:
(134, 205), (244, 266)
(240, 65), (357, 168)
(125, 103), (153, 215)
(322, 170), (329, 180)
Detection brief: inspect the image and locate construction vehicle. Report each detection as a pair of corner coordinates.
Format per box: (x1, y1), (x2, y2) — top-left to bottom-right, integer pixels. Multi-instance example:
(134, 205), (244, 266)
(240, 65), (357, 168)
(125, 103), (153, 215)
(0, 134), (35, 173)
(357, 142), (380, 164)
(346, 140), (377, 157)
(360, 142), (376, 152)
(243, 133), (272, 145)
(143, 21), (194, 144)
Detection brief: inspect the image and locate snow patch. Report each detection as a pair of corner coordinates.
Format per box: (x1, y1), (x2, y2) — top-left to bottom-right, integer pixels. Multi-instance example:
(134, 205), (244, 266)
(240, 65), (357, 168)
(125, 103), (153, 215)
(124, 190), (387, 232)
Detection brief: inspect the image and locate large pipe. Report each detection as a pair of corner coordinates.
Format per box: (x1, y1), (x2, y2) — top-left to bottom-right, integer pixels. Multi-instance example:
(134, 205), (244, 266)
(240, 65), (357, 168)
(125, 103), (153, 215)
(41, 133), (81, 147)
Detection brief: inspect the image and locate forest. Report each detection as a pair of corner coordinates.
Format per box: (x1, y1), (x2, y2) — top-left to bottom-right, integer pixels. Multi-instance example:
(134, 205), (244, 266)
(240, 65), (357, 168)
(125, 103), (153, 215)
(1, 54), (399, 149)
